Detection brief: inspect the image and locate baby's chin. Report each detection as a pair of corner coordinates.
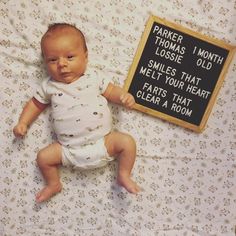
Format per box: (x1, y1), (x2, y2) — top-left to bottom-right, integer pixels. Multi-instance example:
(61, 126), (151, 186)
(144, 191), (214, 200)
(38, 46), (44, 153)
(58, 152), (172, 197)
(53, 75), (80, 84)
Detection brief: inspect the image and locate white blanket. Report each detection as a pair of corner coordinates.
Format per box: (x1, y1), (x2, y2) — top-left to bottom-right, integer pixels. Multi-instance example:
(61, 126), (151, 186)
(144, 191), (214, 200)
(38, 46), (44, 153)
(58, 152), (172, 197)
(1, 0), (235, 235)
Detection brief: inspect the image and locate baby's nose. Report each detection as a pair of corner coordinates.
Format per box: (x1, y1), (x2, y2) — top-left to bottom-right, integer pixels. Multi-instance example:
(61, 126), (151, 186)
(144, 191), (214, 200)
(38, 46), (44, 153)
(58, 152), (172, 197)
(58, 57), (68, 67)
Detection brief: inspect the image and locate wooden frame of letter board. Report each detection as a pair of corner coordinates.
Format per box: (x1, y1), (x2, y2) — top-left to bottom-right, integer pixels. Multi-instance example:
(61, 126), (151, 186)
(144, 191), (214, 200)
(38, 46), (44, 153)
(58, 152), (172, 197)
(124, 15), (235, 132)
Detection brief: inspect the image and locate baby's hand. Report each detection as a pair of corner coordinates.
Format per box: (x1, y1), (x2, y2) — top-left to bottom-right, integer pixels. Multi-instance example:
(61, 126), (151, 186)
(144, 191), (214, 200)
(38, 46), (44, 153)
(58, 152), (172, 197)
(13, 123), (28, 138)
(120, 93), (135, 109)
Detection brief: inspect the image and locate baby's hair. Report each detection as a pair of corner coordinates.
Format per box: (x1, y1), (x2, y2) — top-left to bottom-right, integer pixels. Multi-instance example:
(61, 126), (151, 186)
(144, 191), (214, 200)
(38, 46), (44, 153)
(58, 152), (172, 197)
(41, 23), (87, 52)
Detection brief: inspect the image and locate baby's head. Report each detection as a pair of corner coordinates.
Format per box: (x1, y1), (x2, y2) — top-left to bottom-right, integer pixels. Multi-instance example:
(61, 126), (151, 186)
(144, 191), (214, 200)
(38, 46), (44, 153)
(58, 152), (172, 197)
(41, 23), (88, 84)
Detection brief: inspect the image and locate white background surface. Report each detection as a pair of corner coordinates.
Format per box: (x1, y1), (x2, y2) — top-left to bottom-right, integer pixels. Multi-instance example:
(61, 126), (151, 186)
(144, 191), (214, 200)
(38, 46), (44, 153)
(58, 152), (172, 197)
(0, 0), (235, 235)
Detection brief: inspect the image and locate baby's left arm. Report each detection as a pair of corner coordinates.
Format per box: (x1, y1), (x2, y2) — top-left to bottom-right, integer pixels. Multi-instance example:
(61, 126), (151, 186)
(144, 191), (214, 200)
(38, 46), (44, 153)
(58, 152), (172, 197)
(103, 83), (135, 109)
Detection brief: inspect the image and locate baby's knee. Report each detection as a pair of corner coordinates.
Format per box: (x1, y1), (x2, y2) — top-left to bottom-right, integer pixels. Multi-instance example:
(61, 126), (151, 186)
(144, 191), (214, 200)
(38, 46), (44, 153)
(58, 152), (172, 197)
(105, 132), (136, 156)
(36, 149), (47, 168)
(125, 134), (136, 146)
(122, 133), (136, 151)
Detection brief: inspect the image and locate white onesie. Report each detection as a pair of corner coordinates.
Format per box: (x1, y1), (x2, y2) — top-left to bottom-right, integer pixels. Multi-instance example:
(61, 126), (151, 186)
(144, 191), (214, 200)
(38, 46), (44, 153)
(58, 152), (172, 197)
(34, 69), (114, 169)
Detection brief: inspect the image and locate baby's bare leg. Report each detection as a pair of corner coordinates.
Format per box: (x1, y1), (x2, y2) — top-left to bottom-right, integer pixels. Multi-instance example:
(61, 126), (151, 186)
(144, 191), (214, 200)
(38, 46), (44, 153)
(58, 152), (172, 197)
(36, 142), (62, 203)
(105, 132), (140, 193)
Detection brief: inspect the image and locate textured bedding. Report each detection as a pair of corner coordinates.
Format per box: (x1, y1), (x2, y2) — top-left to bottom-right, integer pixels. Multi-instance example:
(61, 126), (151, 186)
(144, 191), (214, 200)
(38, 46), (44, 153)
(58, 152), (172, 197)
(0, 0), (236, 235)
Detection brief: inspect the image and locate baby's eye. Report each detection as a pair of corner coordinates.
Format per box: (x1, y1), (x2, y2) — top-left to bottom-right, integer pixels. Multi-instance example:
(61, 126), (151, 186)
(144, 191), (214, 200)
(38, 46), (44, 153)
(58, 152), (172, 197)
(67, 55), (74, 60)
(48, 58), (58, 63)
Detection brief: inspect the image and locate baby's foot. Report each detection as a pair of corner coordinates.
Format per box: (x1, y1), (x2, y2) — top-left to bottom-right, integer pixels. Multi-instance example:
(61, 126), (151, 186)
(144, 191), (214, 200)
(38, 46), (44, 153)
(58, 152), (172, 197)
(36, 183), (62, 203)
(117, 175), (141, 194)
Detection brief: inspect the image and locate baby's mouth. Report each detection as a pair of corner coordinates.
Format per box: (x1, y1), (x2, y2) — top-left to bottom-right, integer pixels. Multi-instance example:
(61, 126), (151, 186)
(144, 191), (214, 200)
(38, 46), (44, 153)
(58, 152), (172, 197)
(60, 72), (71, 77)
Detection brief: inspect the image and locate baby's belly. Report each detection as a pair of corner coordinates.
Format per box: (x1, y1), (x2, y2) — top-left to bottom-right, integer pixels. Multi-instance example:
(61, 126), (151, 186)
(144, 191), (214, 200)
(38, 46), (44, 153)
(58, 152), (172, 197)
(51, 104), (112, 146)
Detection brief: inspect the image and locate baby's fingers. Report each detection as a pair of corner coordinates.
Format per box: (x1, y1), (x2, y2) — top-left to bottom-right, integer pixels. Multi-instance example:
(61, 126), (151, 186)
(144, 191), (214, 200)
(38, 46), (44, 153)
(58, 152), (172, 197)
(120, 94), (127, 104)
(13, 125), (27, 138)
(126, 99), (135, 109)
(120, 94), (135, 108)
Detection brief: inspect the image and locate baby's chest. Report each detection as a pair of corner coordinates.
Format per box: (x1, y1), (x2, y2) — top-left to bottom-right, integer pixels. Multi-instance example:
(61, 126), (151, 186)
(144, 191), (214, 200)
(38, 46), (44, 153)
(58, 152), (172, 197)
(51, 84), (99, 106)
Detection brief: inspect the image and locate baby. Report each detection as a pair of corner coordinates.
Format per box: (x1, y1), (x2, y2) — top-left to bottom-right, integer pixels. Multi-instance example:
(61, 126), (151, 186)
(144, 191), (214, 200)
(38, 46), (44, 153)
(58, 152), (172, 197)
(13, 23), (140, 203)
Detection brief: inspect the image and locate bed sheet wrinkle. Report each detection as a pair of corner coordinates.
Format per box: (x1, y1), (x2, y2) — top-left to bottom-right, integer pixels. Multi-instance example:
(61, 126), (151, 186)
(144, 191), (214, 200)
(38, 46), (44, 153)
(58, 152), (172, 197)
(1, 0), (236, 235)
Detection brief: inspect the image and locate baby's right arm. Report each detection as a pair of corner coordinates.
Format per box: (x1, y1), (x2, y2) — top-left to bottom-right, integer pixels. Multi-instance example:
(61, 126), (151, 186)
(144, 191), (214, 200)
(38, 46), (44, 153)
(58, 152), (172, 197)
(13, 98), (48, 138)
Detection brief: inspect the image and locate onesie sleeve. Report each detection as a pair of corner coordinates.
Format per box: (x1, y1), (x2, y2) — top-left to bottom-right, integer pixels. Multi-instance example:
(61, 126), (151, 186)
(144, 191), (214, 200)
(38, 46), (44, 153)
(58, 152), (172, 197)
(33, 79), (51, 105)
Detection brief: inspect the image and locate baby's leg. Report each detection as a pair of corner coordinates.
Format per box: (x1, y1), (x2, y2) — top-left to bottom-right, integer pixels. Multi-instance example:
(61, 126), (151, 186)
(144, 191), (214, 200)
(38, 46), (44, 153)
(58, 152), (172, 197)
(105, 132), (140, 193)
(36, 142), (62, 203)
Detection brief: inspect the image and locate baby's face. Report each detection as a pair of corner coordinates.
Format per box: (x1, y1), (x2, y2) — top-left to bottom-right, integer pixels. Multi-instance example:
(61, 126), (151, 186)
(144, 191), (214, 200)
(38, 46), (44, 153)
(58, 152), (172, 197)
(41, 29), (88, 84)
